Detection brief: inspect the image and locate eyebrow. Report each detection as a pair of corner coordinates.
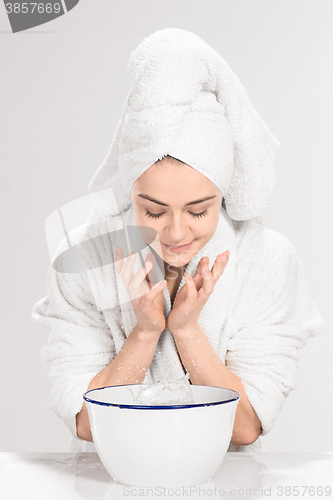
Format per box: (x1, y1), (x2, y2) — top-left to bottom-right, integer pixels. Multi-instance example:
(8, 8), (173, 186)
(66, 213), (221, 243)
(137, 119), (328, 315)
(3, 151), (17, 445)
(137, 194), (217, 207)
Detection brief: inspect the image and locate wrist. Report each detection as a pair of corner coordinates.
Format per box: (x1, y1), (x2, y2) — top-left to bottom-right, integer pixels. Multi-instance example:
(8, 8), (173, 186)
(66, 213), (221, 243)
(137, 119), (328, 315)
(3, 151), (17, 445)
(133, 323), (164, 343)
(170, 321), (200, 340)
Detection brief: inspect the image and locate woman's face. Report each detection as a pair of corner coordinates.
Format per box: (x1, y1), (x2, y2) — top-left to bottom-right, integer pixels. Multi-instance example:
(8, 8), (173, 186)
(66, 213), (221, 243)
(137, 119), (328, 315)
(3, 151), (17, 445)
(130, 157), (222, 272)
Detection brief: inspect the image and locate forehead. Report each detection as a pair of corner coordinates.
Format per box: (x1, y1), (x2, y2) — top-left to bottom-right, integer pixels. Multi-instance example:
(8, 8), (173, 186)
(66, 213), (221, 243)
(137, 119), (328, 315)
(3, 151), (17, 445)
(134, 159), (215, 189)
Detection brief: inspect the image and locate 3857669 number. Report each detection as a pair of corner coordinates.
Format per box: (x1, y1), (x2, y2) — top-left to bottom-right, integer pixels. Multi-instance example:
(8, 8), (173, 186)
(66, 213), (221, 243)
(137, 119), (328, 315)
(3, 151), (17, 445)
(277, 485), (331, 496)
(5, 3), (61, 14)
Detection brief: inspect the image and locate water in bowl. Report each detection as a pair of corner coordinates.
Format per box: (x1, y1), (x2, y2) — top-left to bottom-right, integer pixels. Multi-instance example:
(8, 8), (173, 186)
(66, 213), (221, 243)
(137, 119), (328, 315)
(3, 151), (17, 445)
(128, 369), (195, 406)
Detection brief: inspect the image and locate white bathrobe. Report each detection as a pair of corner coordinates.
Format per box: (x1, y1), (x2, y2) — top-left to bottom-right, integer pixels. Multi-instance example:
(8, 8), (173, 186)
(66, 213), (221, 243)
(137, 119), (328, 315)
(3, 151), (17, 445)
(31, 204), (323, 453)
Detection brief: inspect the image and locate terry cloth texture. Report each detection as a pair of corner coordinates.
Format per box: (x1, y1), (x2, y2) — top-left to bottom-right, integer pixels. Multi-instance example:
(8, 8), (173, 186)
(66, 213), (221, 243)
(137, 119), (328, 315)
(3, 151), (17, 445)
(87, 28), (280, 225)
(31, 204), (323, 453)
(31, 28), (323, 453)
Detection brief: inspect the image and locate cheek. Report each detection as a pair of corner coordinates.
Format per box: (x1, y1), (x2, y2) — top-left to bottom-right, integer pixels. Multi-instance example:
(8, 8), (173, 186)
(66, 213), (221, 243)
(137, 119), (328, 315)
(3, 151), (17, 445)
(199, 214), (219, 240)
(134, 205), (148, 225)
(202, 213), (218, 230)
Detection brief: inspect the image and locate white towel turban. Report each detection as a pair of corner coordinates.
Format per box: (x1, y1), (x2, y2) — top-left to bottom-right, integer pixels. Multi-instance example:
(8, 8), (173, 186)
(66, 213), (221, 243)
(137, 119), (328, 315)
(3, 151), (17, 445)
(87, 28), (281, 224)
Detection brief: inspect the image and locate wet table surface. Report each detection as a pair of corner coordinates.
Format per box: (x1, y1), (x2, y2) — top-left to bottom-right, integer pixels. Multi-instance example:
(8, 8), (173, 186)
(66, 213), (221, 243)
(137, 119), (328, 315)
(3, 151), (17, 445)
(0, 452), (332, 499)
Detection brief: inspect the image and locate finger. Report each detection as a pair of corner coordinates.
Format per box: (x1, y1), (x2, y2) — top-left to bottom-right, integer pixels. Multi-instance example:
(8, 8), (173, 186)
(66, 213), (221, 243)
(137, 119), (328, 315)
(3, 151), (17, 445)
(143, 278), (167, 302)
(145, 252), (156, 270)
(115, 246), (125, 275)
(184, 273), (198, 302)
(192, 269), (202, 281)
(192, 257), (208, 285)
(130, 260), (153, 294)
(199, 265), (215, 297)
(144, 253), (157, 286)
(196, 256), (209, 274)
(120, 253), (137, 286)
(152, 278), (167, 294)
(211, 251), (230, 282)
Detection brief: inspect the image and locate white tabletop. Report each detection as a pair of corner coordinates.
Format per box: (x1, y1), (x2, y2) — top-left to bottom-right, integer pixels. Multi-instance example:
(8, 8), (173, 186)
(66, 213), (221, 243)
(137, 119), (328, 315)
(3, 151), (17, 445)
(0, 452), (332, 499)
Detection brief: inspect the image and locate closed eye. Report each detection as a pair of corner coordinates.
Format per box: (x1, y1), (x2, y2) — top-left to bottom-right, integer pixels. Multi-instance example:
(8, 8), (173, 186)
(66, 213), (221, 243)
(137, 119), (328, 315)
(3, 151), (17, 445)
(145, 210), (208, 219)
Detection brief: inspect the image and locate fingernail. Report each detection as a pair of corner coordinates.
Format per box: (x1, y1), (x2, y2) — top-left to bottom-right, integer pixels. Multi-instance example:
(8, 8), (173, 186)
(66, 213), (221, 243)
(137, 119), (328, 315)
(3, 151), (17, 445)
(153, 279), (166, 288)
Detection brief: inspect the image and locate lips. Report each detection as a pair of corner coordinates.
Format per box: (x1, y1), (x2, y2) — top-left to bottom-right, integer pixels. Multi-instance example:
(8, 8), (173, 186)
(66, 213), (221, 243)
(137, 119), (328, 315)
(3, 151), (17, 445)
(164, 242), (191, 248)
(161, 240), (194, 253)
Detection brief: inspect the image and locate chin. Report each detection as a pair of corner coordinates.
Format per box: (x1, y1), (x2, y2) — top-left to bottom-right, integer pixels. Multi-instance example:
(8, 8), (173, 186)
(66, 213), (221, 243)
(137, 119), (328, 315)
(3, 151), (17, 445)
(164, 257), (191, 268)
(163, 249), (198, 268)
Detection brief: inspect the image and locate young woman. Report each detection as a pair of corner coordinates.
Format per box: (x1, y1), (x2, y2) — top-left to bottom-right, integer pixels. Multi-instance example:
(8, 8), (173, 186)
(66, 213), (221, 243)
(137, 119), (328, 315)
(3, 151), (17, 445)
(31, 28), (323, 453)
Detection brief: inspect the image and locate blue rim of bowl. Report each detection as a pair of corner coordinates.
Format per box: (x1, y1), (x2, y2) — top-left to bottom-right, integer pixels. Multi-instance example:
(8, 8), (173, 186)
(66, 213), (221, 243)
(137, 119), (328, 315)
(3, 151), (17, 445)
(83, 384), (240, 410)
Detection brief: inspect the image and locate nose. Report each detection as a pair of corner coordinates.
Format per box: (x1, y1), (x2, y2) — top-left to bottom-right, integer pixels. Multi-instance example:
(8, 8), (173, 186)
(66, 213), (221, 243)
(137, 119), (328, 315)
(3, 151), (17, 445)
(163, 213), (191, 243)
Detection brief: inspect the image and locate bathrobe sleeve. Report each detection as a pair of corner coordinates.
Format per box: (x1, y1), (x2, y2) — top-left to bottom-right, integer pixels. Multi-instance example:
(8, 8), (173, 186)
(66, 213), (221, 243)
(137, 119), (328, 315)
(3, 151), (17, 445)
(31, 236), (118, 441)
(225, 229), (323, 436)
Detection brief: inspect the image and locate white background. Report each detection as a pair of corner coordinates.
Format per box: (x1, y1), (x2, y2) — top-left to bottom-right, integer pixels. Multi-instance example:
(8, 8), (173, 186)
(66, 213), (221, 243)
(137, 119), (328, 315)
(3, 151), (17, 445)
(0, 0), (332, 452)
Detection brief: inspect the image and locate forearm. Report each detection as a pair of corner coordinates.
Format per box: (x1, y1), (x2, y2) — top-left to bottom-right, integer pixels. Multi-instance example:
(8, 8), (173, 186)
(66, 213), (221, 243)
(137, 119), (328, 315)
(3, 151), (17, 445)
(172, 322), (262, 446)
(76, 324), (160, 441)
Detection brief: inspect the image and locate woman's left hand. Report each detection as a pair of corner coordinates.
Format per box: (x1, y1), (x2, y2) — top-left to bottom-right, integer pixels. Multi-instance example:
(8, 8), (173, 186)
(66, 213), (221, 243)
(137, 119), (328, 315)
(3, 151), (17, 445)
(167, 251), (230, 335)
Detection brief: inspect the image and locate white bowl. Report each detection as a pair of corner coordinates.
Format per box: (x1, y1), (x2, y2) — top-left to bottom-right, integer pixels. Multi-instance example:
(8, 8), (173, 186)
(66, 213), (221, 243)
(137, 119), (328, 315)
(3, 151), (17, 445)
(83, 384), (240, 487)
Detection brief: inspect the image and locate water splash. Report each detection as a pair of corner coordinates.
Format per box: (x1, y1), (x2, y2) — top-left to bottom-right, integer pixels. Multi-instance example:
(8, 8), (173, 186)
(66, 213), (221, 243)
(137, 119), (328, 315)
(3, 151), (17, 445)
(128, 367), (195, 406)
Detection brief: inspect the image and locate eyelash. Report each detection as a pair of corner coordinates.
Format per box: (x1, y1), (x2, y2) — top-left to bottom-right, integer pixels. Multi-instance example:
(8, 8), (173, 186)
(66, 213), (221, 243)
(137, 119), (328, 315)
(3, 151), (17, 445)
(145, 210), (208, 219)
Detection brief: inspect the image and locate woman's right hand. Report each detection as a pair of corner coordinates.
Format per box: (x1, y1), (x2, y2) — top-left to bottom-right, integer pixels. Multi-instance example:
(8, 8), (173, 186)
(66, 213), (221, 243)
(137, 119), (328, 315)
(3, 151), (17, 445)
(115, 247), (167, 335)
